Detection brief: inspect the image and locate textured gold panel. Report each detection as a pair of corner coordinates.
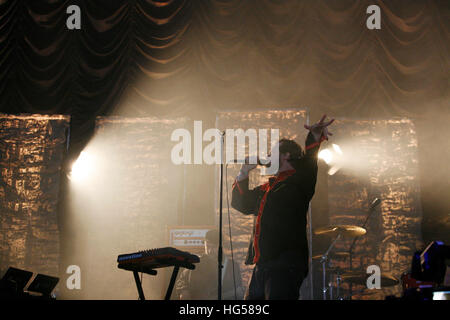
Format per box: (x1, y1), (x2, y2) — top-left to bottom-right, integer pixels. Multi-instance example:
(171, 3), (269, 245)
(216, 114), (423, 300)
(327, 119), (423, 300)
(216, 109), (309, 291)
(73, 116), (187, 299)
(0, 114), (69, 277)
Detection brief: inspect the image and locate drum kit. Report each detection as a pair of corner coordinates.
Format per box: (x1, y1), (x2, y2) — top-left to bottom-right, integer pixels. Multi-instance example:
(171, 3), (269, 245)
(312, 224), (399, 300)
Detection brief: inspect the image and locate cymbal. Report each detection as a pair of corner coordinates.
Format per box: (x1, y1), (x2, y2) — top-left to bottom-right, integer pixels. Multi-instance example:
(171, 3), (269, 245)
(340, 271), (399, 287)
(312, 252), (350, 260)
(314, 225), (366, 238)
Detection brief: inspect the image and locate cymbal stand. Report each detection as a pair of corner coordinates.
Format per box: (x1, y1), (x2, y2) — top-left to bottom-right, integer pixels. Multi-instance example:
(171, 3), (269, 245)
(321, 232), (341, 300)
(347, 198), (380, 299)
(328, 267), (343, 300)
(329, 276), (333, 300)
(336, 270), (342, 300)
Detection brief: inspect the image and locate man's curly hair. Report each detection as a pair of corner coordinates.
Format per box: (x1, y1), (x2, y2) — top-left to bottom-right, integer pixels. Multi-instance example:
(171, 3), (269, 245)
(279, 138), (304, 161)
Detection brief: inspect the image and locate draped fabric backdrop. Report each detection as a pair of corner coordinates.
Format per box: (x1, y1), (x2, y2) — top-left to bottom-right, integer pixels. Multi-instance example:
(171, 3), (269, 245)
(1, 1), (448, 119)
(0, 0), (449, 298)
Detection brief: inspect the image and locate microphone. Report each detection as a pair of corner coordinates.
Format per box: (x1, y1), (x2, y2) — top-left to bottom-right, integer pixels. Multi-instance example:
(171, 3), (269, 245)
(228, 158), (271, 167)
(369, 198), (381, 210)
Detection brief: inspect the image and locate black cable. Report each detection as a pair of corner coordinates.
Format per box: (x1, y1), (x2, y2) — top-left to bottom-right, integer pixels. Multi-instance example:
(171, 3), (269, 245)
(225, 163), (238, 300)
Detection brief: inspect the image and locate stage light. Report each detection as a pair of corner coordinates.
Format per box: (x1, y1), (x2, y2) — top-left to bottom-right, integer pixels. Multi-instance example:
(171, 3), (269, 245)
(70, 151), (95, 182)
(319, 144), (343, 175)
(332, 144), (343, 155)
(318, 149), (333, 164)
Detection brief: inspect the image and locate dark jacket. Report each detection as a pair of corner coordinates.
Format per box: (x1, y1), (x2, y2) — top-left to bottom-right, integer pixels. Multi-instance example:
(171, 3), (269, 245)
(231, 132), (321, 268)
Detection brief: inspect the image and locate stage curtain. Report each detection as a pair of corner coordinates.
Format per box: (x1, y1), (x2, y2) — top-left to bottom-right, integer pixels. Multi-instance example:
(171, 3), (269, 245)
(0, 0), (448, 121)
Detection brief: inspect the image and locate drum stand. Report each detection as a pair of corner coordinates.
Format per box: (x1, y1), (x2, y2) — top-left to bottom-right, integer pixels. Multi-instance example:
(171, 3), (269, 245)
(321, 232), (341, 300)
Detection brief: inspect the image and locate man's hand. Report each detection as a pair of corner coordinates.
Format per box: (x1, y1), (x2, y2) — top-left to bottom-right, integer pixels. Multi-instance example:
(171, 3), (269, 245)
(304, 114), (334, 142)
(236, 156), (258, 181)
(240, 156), (258, 174)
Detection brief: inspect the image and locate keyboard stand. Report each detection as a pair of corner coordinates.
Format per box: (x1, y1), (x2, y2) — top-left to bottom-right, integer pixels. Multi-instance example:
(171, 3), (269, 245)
(164, 262), (196, 300)
(133, 270), (147, 300)
(164, 266), (180, 300)
(119, 261), (196, 300)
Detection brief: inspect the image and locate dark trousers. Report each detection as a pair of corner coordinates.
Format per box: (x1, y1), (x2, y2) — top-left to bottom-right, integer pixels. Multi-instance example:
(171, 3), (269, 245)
(244, 258), (307, 300)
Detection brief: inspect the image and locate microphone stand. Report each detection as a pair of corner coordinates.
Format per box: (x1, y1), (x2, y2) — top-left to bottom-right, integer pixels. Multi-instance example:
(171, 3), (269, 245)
(217, 131), (225, 300)
(348, 198), (380, 299)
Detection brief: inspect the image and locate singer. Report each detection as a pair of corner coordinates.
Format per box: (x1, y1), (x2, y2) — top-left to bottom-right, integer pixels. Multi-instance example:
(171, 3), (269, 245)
(231, 115), (334, 300)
